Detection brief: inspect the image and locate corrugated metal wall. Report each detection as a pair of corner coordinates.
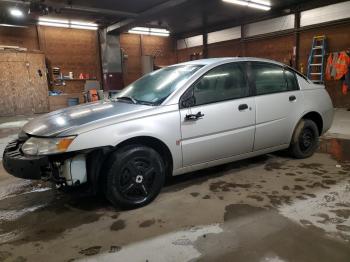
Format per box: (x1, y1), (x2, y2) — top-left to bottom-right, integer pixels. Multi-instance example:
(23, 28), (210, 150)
(177, 35), (203, 49)
(208, 27), (241, 44)
(300, 1), (350, 27)
(244, 15), (295, 37)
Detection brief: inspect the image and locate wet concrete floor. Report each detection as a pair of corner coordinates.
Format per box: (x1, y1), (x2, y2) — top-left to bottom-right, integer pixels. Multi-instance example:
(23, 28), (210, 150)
(0, 118), (349, 261)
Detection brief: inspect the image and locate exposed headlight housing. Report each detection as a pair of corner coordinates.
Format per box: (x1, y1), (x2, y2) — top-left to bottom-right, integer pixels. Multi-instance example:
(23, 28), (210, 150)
(21, 136), (76, 156)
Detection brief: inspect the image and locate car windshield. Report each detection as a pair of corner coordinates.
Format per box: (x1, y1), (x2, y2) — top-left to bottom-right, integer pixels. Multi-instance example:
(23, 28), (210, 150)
(115, 64), (203, 105)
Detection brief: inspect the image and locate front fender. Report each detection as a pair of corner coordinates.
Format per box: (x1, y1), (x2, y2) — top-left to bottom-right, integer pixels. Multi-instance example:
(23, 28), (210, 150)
(67, 108), (183, 171)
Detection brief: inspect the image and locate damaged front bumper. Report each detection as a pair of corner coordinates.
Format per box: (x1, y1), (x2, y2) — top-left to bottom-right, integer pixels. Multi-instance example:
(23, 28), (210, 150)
(3, 139), (50, 180)
(3, 139), (88, 186)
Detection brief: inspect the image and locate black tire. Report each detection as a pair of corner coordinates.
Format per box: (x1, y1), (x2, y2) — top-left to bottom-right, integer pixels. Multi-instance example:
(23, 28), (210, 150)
(104, 145), (165, 209)
(289, 119), (319, 159)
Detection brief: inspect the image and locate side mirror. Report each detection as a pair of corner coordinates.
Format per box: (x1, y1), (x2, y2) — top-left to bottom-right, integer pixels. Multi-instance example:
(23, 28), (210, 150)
(180, 89), (196, 108)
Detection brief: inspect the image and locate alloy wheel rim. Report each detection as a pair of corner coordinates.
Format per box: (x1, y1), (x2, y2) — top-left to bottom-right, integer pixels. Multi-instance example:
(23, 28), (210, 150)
(299, 128), (315, 152)
(117, 157), (157, 202)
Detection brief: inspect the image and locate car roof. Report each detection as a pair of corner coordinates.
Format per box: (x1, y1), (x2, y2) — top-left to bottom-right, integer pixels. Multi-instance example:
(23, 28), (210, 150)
(173, 57), (309, 80)
(175, 57), (287, 67)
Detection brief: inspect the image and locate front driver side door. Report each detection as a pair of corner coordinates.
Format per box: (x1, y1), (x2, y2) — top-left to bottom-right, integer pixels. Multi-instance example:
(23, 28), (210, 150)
(179, 62), (256, 166)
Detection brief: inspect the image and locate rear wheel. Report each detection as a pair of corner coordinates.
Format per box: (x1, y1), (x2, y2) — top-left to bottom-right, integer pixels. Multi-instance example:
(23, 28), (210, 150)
(289, 119), (319, 159)
(104, 145), (165, 209)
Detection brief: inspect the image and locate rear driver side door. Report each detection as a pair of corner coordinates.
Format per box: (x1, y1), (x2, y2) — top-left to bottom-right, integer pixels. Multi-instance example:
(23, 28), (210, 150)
(179, 62), (256, 166)
(249, 62), (304, 151)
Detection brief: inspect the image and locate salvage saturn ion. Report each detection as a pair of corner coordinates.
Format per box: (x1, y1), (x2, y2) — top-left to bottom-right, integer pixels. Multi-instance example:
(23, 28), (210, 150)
(3, 58), (334, 208)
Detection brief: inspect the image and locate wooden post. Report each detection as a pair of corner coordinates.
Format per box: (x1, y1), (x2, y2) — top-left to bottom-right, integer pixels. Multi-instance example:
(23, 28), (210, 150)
(294, 11), (301, 70)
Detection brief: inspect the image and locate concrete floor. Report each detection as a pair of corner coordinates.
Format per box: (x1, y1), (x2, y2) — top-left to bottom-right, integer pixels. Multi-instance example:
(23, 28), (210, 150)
(0, 111), (349, 262)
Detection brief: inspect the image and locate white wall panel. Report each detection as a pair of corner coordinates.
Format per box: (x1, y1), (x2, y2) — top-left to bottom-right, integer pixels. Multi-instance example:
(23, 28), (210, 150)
(300, 1), (350, 27)
(208, 26), (241, 44)
(245, 14), (295, 37)
(177, 35), (203, 50)
(177, 39), (187, 50)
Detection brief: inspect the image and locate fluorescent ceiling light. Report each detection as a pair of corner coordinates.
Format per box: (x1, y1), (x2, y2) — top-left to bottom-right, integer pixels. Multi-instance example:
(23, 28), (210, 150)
(132, 27), (150, 32)
(129, 30), (150, 35)
(248, 2), (271, 10)
(39, 17), (69, 24)
(149, 32), (170, 36)
(37, 17), (98, 30)
(129, 30), (170, 37)
(70, 21), (98, 27)
(70, 25), (98, 30)
(9, 8), (24, 17)
(150, 28), (169, 33)
(0, 23), (27, 28)
(128, 27), (170, 37)
(149, 32), (170, 37)
(251, 0), (270, 5)
(223, 0), (271, 11)
(38, 21), (69, 28)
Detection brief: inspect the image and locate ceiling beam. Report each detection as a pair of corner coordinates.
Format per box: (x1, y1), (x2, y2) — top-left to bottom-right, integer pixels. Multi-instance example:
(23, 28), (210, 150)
(59, 4), (138, 18)
(0, 0), (138, 18)
(106, 0), (191, 33)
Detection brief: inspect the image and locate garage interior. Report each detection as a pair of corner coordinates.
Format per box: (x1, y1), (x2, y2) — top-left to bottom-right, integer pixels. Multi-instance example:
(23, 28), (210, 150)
(0, 0), (350, 261)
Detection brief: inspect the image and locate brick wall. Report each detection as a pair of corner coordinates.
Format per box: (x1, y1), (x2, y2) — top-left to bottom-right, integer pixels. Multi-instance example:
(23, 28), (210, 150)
(37, 26), (101, 80)
(0, 25), (101, 81)
(120, 33), (176, 85)
(299, 22), (350, 108)
(0, 25), (39, 50)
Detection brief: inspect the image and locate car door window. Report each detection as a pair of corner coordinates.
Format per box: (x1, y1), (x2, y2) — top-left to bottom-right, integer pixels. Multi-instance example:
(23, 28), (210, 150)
(284, 69), (299, 91)
(251, 63), (288, 95)
(192, 63), (248, 106)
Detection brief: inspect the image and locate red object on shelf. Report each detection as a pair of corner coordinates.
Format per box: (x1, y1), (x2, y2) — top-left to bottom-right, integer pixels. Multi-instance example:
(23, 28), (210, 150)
(85, 73), (90, 79)
(79, 73), (84, 79)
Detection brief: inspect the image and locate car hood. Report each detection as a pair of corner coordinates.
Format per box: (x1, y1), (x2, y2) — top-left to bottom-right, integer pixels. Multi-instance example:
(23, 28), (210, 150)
(22, 100), (151, 137)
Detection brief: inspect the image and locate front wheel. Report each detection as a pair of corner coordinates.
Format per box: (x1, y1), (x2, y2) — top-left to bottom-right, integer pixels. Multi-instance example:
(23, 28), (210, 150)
(104, 145), (165, 209)
(289, 119), (319, 159)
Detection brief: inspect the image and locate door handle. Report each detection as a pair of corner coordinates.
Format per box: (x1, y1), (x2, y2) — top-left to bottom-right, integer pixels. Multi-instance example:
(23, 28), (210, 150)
(185, 111), (204, 121)
(289, 95), (296, 102)
(238, 104), (248, 111)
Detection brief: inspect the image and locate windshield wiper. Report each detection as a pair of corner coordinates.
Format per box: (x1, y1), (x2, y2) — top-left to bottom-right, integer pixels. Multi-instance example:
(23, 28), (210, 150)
(116, 96), (137, 104)
(115, 96), (156, 106)
(137, 100), (155, 106)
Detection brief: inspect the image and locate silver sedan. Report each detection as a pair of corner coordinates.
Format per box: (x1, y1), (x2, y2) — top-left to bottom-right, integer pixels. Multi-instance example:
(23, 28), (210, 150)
(3, 57), (334, 208)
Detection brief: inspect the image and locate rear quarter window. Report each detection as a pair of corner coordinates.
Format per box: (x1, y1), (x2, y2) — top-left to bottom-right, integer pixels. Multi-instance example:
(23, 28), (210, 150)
(284, 69), (299, 91)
